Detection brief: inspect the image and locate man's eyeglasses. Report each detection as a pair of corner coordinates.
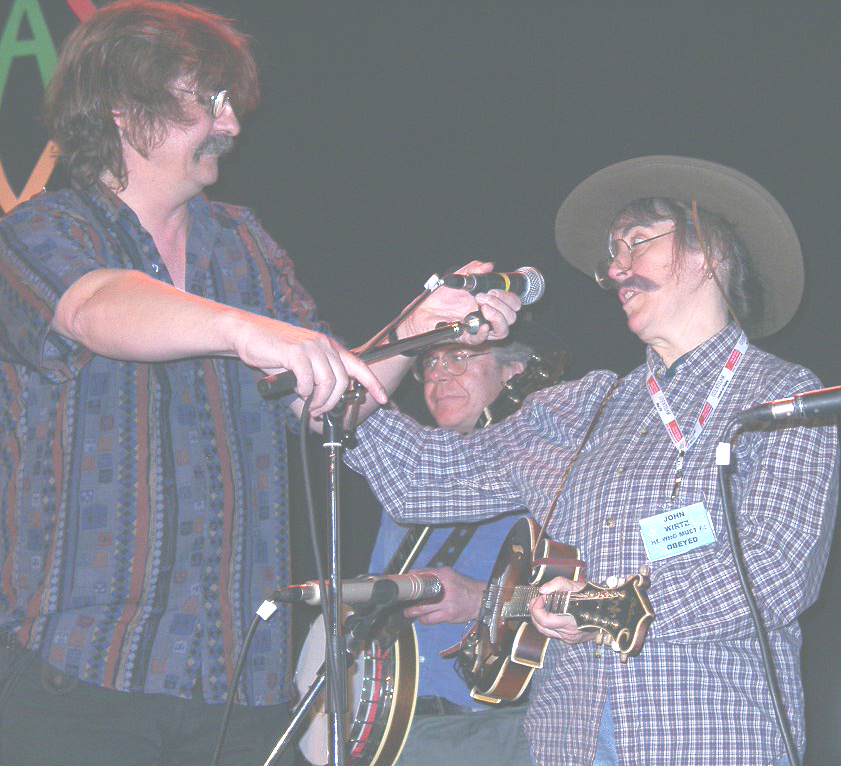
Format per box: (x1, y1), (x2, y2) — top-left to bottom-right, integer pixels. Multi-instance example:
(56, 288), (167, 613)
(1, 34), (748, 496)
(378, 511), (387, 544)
(413, 350), (491, 381)
(177, 88), (231, 119)
(595, 228), (676, 289)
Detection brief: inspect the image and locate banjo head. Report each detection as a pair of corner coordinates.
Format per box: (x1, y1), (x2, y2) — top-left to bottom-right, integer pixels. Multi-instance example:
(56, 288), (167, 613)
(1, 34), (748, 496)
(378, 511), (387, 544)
(294, 609), (419, 766)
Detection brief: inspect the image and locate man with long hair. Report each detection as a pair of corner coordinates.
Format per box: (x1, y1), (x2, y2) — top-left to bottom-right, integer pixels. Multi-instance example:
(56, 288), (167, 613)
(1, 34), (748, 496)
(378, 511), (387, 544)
(0, 3), (517, 764)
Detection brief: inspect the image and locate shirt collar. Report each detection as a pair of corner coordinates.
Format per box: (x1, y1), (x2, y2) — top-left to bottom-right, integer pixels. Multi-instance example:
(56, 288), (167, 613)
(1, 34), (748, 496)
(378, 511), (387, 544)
(646, 323), (747, 382)
(79, 185), (220, 287)
(80, 182), (128, 225)
(81, 183), (217, 232)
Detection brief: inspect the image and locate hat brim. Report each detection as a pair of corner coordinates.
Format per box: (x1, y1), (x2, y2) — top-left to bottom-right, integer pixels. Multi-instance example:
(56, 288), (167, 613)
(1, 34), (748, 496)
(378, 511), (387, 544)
(554, 155), (803, 338)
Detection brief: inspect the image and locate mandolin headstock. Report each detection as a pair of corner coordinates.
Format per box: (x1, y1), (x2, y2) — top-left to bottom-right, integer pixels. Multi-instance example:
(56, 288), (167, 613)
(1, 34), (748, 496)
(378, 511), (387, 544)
(561, 570), (655, 661)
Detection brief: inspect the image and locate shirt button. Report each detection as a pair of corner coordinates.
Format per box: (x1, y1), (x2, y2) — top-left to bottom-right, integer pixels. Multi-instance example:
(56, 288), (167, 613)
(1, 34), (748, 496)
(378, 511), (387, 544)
(615, 467), (625, 475)
(605, 517), (616, 528)
(639, 426), (648, 435)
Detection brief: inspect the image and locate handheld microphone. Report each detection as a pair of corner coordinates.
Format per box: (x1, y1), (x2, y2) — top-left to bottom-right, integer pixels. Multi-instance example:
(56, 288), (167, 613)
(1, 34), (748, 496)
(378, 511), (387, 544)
(270, 572), (443, 606)
(440, 267), (545, 305)
(737, 384), (841, 425)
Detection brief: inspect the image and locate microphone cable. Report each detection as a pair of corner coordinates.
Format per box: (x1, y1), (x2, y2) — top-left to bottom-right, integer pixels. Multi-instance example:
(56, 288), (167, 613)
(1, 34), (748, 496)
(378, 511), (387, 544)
(210, 396), (332, 766)
(209, 611), (262, 766)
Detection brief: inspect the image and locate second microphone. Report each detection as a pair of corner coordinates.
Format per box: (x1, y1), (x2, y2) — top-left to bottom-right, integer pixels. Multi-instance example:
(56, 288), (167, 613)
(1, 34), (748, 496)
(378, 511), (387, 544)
(271, 572), (443, 607)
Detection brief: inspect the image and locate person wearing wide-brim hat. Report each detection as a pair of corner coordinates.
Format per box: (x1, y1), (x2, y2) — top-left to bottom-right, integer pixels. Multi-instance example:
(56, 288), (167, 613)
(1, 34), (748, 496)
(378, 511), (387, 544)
(555, 154), (804, 344)
(523, 155), (838, 765)
(345, 156), (838, 766)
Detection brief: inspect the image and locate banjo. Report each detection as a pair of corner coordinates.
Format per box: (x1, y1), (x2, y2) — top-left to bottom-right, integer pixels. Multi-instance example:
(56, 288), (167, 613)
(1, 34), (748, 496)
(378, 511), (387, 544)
(294, 603), (420, 766)
(294, 526), (431, 766)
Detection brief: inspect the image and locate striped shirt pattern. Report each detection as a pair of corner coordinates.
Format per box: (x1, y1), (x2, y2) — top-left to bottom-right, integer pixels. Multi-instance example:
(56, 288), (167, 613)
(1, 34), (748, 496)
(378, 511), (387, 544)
(0, 186), (326, 704)
(347, 324), (839, 765)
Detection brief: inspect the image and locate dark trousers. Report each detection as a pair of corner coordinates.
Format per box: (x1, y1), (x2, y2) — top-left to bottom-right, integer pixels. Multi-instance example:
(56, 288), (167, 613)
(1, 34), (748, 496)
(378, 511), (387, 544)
(0, 643), (294, 766)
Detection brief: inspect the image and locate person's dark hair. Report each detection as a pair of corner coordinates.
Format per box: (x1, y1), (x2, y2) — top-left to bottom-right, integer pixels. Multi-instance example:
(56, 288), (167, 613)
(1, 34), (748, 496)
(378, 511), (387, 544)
(612, 197), (764, 334)
(44, 0), (260, 190)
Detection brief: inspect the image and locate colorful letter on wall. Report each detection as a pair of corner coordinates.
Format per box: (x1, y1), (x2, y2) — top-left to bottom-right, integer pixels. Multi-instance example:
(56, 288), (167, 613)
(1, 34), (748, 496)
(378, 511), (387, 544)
(0, 0), (94, 213)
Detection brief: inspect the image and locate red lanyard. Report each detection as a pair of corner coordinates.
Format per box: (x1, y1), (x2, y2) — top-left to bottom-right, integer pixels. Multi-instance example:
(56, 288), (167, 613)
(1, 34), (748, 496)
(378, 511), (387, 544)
(646, 332), (749, 499)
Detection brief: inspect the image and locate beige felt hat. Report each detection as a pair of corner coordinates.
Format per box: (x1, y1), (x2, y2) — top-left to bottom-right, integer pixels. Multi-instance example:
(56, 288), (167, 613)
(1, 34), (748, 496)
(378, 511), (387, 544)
(554, 155), (803, 337)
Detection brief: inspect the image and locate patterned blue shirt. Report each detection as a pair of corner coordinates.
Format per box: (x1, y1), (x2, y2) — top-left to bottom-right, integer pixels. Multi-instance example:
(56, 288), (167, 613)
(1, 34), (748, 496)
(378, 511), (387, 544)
(0, 186), (327, 704)
(347, 324), (839, 765)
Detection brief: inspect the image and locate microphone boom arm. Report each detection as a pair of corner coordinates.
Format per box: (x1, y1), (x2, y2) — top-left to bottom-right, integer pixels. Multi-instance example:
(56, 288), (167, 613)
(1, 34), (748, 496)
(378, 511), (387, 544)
(257, 315), (484, 399)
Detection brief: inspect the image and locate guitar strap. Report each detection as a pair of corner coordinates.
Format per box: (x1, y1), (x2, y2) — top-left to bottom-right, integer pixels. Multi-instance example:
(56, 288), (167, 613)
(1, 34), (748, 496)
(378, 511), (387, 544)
(534, 375), (622, 551)
(386, 521), (479, 575)
(425, 522), (480, 567)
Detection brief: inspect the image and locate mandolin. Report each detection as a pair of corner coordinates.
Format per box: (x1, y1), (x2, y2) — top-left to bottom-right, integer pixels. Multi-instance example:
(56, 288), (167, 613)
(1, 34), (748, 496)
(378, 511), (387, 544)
(445, 515), (655, 703)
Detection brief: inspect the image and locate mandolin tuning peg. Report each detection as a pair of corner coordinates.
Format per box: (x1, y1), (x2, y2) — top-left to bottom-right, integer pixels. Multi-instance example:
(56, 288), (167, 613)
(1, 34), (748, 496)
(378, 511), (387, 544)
(594, 630), (604, 645)
(639, 564), (651, 577)
(619, 652), (629, 664)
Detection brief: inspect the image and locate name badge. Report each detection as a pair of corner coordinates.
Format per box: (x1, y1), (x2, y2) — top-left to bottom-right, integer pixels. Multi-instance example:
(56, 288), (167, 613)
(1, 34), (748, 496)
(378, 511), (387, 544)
(639, 502), (716, 562)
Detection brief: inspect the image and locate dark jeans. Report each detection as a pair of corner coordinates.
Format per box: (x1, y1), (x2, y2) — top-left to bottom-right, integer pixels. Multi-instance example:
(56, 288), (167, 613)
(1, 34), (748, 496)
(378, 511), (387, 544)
(0, 643), (294, 766)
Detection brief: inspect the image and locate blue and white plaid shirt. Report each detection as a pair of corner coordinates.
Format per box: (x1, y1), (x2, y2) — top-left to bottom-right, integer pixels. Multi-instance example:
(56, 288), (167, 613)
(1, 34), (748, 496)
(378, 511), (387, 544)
(348, 324), (839, 766)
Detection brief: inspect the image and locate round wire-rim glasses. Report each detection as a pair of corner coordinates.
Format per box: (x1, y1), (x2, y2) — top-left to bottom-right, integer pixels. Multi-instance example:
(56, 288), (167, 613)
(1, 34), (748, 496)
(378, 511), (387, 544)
(594, 228), (676, 289)
(413, 350), (492, 381)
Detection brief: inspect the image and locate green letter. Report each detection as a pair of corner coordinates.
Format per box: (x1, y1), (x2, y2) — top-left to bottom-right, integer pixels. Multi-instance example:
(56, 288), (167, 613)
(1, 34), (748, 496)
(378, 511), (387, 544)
(0, 0), (57, 102)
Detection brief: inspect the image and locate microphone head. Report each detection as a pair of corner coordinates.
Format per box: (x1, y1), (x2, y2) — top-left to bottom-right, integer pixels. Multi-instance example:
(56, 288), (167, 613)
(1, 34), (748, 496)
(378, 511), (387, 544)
(412, 572), (443, 600)
(515, 266), (545, 305)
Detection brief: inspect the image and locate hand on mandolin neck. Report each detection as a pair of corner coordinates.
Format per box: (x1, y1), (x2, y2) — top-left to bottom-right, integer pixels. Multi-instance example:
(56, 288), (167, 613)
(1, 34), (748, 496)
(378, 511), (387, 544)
(529, 574), (597, 645)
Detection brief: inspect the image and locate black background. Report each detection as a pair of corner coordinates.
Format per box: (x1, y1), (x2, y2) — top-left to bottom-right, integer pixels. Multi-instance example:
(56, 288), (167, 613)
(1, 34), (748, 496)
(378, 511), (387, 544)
(3, 2), (840, 762)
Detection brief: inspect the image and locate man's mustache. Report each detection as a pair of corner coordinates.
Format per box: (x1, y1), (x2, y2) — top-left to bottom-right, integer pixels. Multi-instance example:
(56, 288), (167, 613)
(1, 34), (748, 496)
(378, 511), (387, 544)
(615, 274), (659, 292)
(194, 134), (235, 160)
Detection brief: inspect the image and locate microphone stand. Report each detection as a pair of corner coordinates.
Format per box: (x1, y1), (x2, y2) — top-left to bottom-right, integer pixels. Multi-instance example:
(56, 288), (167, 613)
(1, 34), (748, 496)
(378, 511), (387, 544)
(322, 406), (350, 766)
(716, 422), (801, 766)
(260, 315), (482, 766)
(260, 608), (381, 766)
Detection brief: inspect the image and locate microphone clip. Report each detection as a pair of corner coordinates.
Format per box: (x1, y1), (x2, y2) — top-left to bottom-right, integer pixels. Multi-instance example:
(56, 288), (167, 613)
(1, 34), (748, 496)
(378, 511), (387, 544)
(424, 273), (445, 292)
